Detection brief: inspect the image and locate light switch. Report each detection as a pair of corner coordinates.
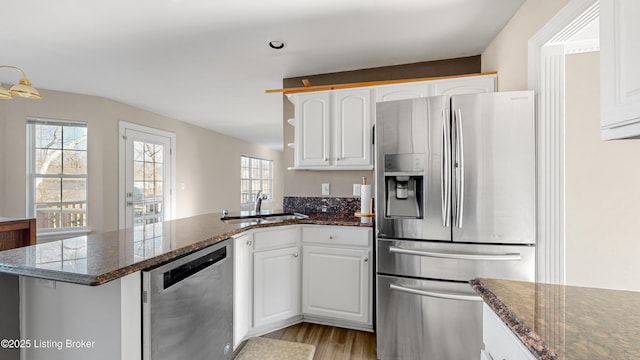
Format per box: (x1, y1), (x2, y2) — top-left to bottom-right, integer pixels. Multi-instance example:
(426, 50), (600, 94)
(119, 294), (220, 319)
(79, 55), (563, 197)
(353, 184), (361, 196)
(322, 183), (330, 196)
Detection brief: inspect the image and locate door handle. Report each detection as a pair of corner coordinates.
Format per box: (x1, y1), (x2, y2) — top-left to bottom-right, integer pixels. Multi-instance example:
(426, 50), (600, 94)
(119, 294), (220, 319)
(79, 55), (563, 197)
(390, 283), (482, 302)
(441, 108), (451, 227)
(456, 108), (465, 228)
(389, 246), (521, 261)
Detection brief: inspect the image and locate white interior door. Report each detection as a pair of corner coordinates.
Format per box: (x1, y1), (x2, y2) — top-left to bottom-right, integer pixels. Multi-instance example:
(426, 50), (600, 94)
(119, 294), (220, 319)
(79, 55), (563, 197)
(119, 122), (175, 230)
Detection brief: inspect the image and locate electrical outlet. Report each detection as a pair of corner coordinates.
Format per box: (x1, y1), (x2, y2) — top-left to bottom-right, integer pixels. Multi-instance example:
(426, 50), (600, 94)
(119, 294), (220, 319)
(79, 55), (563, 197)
(322, 183), (330, 196)
(353, 184), (361, 196)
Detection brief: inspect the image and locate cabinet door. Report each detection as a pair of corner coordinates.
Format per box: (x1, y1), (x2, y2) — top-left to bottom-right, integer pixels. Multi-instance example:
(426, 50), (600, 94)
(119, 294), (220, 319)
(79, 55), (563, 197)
(233, 234), (252, 350)
(432, 75), (496, 96)
(483, 304), (536, 360)
(375, 82), (432, 102)
(253, 246), (300, 328)
(302, 245), (371, 324)
(600, 0), (640, 139)
(333, 88), (373, 168)
(294, 93), (331, 167)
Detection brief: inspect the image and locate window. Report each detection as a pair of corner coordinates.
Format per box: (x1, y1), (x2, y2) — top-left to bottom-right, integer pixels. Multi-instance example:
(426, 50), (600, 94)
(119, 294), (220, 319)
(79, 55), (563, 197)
(27, 118), (88, 234)
(241, 155), (273, 205)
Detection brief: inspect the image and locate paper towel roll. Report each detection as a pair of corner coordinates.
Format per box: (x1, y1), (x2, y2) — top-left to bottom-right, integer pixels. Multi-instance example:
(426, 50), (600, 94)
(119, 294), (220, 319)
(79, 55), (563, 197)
(361, 184), (372, 223)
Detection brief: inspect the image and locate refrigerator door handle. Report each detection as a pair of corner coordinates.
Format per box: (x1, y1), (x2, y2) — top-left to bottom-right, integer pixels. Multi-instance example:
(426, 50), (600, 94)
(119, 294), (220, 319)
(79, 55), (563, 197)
(390, 283), (483, 302)
(456, 108), (465, 228)
(388, 246), (522, 261)
(441, 108), (451, 227)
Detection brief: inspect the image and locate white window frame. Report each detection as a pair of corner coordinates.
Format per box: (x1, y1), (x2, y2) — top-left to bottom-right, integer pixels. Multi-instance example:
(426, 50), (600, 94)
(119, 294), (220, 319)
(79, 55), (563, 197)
(26, 117), (90, 238)
(118, 121), (176, 230)
(240, 155), (273, 206)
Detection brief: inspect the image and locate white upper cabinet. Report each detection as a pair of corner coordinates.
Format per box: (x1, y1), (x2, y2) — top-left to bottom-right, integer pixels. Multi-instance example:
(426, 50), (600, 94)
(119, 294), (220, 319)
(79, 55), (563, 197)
(431, 74), (496, 96)
(375, 82), (432, 102)
(288, 89), (373, 170)
(333, 89), (373, 168)
(287, 74), (496, 170)
(600, 0), (640, 140)
(293, 92), (331, 167)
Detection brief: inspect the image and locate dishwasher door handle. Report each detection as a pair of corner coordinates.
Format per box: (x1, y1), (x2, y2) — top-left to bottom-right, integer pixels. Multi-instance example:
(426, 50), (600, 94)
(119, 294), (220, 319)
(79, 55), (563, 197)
(388, 246), (521, 261)
(163, 243), (228, 289)
(390, 283), (482, 302)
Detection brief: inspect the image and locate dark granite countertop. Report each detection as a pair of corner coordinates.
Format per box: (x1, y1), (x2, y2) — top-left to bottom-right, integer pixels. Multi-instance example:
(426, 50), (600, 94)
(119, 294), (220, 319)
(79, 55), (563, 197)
(471, 278), (640, 360)
(0, 212), (371, 286)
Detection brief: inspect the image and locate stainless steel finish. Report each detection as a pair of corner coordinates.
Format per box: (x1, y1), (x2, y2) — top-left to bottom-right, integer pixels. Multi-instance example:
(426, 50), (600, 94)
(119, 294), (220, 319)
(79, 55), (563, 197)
(254, 190), (263, 212)
(377, 275), (482, 360)
(384, 153), (425, 172)
(441, 109), (451, 227)
(222, 209), (229, 216)
(388, 245), (522, 261)
(455, 108), (464, 228)
(375, 91), (536, 360)
(378, 239), (535, 282)
(451, 92), (536, 244)
(143, 239), (233, 360)
(389, 283), (482, 302)
(221, 212), (308, 225)
(375, 96), (449, 241)
(364, 257), (369, 262)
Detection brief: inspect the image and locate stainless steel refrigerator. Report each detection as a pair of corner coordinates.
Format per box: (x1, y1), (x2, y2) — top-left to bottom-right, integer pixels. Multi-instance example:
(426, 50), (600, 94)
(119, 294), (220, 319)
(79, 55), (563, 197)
(375, 91), (536, 360)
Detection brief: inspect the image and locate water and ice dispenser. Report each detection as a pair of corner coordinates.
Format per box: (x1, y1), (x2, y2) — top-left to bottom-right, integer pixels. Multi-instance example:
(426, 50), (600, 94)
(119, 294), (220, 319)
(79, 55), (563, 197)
(384, 153), (424, 219)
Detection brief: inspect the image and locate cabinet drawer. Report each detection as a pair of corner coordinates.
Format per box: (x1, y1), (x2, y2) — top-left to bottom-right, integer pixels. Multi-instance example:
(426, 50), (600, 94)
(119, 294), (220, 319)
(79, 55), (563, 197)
(253, 226), (299, 251)
(302, 226), (371, 247)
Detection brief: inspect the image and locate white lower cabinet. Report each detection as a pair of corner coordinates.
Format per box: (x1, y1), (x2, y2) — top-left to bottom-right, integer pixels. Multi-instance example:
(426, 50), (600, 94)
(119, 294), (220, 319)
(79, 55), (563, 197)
(253, 244), (301, 328)
(302, 245), (370, 325)
(251, 226), (301, 330)
(232, 225), (373, 346)
(233, 233), (253, 350)
(302, 226), (373, 329)
(482, 303), (535, 360)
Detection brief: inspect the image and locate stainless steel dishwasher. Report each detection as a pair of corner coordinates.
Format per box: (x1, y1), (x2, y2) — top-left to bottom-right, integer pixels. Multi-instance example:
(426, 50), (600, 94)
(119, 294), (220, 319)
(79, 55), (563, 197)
(143, 238), (233, 360)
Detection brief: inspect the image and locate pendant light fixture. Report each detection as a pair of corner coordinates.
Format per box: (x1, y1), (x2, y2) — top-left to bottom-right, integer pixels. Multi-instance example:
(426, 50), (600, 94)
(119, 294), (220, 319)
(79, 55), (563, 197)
(0, 65), (41, 100)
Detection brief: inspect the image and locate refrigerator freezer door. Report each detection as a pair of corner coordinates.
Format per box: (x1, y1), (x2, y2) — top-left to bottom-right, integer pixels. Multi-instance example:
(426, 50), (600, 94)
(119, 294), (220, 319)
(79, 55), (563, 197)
(451, 91), (535, 244)
(375, 96), (450, 241)
(378, 238), (536, 282)
(376, 275), (482, 360)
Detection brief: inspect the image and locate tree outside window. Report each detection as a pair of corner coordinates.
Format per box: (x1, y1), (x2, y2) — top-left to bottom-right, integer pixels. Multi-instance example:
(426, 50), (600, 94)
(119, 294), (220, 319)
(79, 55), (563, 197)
(28, 119), (88, 233)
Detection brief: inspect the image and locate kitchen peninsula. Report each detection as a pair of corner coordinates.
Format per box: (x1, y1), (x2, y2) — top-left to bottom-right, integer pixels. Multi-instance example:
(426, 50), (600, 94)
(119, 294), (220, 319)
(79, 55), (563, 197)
(472, 278), (640, 360)
(0, 212), (367, 285)
(0, 212), (371, 360)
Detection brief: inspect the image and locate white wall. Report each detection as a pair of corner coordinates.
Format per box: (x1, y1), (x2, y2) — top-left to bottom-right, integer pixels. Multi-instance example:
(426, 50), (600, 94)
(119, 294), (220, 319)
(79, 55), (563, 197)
(20, 273), (141, 360)
(482, 0), (640, 291)
(565, 52), (640, 291)
(0, 89), (284, 235)
(482, 0), (571, 90)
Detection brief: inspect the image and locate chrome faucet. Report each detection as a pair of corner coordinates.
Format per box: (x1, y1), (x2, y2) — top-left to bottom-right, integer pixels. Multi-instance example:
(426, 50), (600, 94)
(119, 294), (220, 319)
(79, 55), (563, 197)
(254, 191), (266, 213)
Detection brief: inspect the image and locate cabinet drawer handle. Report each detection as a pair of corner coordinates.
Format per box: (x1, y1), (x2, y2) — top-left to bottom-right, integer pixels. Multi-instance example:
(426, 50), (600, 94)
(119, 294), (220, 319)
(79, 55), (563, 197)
(329, 235), (333, 239)
(363, 257), (369, 262)
(293, 252), (299, 258)
(324, 158), (328, 161)
(247, 240), (252, 246)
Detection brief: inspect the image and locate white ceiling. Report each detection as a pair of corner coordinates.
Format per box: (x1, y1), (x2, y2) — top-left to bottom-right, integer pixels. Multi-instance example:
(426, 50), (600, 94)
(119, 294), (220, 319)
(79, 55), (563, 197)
(1, 0), (525, 149)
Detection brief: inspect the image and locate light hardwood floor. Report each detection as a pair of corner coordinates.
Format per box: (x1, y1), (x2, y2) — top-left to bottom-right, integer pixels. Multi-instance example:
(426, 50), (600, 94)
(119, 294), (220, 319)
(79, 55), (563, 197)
(261, 322), (377, 360)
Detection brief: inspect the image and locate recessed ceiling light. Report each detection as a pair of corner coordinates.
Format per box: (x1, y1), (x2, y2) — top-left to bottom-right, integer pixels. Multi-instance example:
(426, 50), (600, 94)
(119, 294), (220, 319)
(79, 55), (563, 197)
(268, 40), (285, 50)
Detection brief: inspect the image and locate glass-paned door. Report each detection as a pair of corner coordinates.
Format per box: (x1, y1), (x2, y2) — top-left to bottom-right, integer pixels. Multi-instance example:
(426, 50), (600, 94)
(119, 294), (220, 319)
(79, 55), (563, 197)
(120, 123), (174, 231)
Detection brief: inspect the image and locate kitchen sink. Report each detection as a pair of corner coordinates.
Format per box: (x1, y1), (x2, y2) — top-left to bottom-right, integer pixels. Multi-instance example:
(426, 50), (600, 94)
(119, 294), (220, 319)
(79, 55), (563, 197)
(221, 212), (307, 225)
